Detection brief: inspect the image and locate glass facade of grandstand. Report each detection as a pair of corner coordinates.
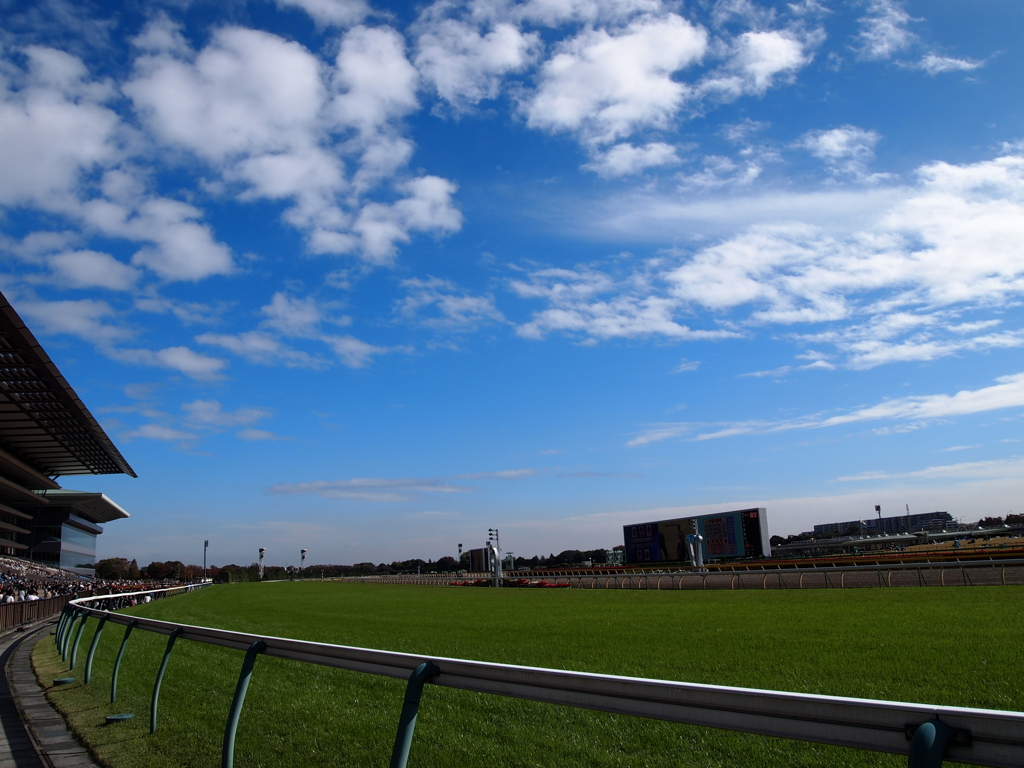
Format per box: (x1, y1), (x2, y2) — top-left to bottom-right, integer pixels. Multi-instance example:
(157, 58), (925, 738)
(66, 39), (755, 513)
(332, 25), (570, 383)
(813, 511), (955, 537)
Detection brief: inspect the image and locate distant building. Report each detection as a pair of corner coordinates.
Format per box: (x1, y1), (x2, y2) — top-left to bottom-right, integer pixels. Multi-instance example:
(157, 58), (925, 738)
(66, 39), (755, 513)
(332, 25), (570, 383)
(0, 292), (135, 576)
(813, 511), (954, 537)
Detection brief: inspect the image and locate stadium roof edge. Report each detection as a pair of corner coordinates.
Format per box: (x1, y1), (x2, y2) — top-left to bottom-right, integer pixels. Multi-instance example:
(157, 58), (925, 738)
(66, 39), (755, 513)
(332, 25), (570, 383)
(0, 291), (137, 479)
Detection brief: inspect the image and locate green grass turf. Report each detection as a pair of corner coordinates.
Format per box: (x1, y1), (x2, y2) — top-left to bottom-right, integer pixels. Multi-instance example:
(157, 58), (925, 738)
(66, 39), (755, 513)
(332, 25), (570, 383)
(33, 582), (1024, 768)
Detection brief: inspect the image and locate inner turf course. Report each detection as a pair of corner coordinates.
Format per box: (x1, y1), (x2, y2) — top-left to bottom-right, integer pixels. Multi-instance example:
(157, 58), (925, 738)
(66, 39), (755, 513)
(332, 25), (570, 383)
(34, 582), (1023, 768)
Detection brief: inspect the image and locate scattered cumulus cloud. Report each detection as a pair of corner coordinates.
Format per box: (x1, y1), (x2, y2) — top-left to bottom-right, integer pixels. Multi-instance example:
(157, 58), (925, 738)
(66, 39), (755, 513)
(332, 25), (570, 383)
(396, 277), (504, 329)
(855, 0), (915, 61)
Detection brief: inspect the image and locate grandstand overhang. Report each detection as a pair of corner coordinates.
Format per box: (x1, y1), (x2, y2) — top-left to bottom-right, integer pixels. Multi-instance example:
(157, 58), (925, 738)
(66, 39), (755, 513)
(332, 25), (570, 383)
(0, 293), (136, 479)
(31, 489), (129, 524)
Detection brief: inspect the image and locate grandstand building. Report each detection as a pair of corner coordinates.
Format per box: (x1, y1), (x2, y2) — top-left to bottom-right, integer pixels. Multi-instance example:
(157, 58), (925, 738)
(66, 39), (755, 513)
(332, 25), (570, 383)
(813, 511), (955, 537)
(0, 292), (135, 576)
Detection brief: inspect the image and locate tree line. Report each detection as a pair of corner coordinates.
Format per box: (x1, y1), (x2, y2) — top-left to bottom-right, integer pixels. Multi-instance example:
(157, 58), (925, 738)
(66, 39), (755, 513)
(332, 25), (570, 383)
(89, 547), (624, 582)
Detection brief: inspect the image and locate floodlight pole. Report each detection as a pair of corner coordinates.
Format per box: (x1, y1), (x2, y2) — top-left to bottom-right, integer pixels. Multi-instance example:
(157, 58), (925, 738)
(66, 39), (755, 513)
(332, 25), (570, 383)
(300, 549), (307, 579)
(204, 540), (209, 581)
(258, 548), (266, 581)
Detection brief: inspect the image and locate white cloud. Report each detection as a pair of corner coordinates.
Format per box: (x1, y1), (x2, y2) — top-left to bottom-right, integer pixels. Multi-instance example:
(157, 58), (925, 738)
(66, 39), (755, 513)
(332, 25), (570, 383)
(855, 0), (914, 61)
(515, 150), (1024, 365)
(836, 457), (1024, 483)
(584, 142), (680, 177)
(671, 359), (701, 373)
(526, 14), (708, 144)
(331, 25), (420, 135)
(269, 477), (471, 502)
(515, 0), (663, 27)
(196, 330), (327, 369)
(628, 371), (1024, 446)
(353, 176), (462, 263)
(47, 250), (140, 290)
(0, 47), (120, 210)
(415, 19), (539, 110)
(198, 291), (389, 369)
(260, 292), (324, 337)
(17, 298), (132, 346)
(269, 467), (535, 501)
(322, 334), (391, 368)
(700, 30), (810, 99)
(276, 0), (370, 27)
(182, 399), (272, 427)
(512, 265), (740, 341)
(125, 423), (198, 441)
(917, 54), (983, 75)
(797, 125), (881, 177)
(123, 23), (458, 264)
(397, 277), (504, 329)
(113, 346), (228, 381)
(237, 428), (280, 441)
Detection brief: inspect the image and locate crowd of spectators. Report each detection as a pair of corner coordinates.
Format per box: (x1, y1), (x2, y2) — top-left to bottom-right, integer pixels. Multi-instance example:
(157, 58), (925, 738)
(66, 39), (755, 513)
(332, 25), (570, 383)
(0, 555), (89, 603)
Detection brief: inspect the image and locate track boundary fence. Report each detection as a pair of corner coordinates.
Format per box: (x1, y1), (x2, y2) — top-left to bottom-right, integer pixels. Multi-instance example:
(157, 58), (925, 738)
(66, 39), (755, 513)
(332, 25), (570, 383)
(44, 585), (1024, 768)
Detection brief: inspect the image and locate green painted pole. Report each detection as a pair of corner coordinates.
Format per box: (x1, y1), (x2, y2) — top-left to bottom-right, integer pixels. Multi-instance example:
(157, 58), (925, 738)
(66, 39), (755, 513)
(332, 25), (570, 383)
(908, 720), (950, 768)
(150, 628), (184, 734)
(222, 640), (266, 768)
(60, 609), (78, 660)
(69, 614), (89, 669)
(111, 620), (138, 704)
(84, 615), (109, 684)
(55, 607), (70, 647)
(388, 662), (440, 768)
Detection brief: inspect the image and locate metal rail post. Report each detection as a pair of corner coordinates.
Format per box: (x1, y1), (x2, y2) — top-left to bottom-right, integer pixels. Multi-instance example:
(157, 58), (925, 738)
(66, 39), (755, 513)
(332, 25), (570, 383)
(389, 662), (440, 768)
(908, 719), (950, 768)
(85, 615), (109, 684)
(55, 607), (71, 646)
(69, 614), (89, 669)
(111, 620), (138, 703)
(222, 640), (266, 768)
(60, 608), (78, 660)
(151, 627), (184, 734)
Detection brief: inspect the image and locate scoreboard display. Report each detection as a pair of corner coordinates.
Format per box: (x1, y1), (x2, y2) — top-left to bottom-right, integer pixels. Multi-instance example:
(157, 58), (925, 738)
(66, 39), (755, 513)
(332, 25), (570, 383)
(623, 508), (769, 564)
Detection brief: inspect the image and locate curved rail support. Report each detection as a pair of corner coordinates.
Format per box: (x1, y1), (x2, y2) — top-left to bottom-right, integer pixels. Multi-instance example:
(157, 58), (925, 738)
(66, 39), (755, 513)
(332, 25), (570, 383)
(60, 608), (79, 660)
(69, 614), (89, 669)
(222, 640), (267, 768)
(85, 614), (109, 684)
(908, 719), (950, 768)
(111, 620), (138, 704)
(151, 627), (185, 734)
(55, 606), (71, 647)
(389, 661), (440, 768)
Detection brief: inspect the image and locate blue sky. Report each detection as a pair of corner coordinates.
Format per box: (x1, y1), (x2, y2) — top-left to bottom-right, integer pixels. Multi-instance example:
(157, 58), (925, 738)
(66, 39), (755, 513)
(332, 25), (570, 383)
(2, 0), (1023, 567)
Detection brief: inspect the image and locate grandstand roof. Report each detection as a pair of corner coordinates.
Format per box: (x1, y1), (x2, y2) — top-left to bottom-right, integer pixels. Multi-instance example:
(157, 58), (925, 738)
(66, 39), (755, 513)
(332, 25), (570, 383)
(31, 490), (129, 523)
(0, 292), (136, 479)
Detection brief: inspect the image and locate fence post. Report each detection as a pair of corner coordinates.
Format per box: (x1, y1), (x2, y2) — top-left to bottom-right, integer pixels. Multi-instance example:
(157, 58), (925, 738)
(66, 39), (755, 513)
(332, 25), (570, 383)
(150, 627), (184, 734)
(85, 614), (109, 684)
(60, 608), (78, 660)
(908, 719), (950, 768)
(389, 662), (440, 768)
(222, 640), (267, 768)
(70, 614), (89, 669)
(56, 606), (71, 647)
(111, 620), (138, 703)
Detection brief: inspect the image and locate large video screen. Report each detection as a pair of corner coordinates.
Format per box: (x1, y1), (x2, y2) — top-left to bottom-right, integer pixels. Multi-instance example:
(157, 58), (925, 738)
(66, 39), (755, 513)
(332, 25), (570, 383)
(622, 508), (769, 564)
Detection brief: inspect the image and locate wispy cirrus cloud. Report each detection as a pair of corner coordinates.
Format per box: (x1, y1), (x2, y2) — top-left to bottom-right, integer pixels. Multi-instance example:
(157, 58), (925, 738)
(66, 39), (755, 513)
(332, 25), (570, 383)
(628, 372), (1024, 446)
(836, 457), (1024, 483)
(269, 468), (537, 502)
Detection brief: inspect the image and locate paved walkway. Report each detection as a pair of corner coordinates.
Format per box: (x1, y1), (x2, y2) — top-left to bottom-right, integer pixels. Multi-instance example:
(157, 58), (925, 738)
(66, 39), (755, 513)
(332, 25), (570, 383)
(0, 623), (100, 768)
